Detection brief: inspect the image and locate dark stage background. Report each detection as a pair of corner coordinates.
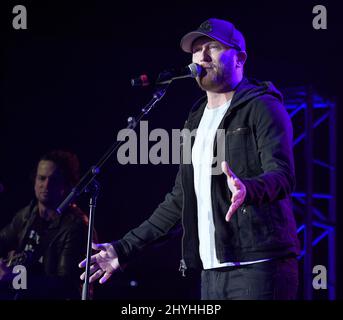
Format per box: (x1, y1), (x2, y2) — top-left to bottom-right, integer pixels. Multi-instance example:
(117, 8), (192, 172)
(0, 0), (342, 299)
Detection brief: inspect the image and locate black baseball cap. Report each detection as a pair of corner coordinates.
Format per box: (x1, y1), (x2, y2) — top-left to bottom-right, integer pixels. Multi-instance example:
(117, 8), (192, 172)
(180, 18), (246, 53)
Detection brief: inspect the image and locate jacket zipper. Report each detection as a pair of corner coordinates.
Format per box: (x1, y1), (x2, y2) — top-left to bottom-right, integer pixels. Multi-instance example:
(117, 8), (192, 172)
(178, 120), (189, 277)
(179, 258), (187, 277)
(178, 108), (242, 276)
(231, 127), (249, 134)
(179, 164), (188, 277)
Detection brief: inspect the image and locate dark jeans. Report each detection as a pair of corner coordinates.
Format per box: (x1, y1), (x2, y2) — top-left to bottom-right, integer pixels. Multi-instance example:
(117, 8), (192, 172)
(201, 256), (298, 300)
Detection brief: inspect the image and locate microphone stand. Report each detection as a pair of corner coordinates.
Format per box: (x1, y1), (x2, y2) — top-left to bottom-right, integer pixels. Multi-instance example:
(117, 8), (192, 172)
(81, 179), (99, 300)
(56, 82), (170, 300)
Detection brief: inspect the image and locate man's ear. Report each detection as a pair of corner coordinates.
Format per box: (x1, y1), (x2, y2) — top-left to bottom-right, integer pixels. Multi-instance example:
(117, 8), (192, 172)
(236, 51), (247, 68)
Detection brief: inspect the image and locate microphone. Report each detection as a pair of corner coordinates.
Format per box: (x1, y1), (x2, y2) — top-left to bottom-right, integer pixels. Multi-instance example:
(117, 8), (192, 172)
(131, 63), (202, 87)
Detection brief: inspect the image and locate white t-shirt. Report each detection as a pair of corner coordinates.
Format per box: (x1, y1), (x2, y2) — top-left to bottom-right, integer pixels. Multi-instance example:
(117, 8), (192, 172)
(192, 100), (271, 269)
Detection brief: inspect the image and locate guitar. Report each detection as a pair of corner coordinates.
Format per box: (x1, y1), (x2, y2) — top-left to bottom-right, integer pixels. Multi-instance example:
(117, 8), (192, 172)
(2, 250), (29, 268)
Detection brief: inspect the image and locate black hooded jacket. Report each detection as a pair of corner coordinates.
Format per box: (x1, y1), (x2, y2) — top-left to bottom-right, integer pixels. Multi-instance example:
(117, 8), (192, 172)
(113, 77), (300, 272)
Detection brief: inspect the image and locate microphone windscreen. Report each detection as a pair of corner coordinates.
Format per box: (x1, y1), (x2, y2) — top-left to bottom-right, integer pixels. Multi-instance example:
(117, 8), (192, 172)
(188, 63), (202, 77)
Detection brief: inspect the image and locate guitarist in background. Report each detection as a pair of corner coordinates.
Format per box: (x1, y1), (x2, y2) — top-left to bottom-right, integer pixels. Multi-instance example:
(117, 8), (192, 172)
(0, 150), (90, 299)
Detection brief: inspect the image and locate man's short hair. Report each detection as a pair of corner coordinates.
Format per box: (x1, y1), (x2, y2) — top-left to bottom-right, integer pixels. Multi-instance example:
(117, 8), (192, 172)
(39, 150), (80, 186)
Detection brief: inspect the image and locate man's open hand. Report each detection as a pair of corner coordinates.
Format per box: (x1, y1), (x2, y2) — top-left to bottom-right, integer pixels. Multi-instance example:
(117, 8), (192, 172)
(79, 242), (120, 284)
(221, 161), (246, 222)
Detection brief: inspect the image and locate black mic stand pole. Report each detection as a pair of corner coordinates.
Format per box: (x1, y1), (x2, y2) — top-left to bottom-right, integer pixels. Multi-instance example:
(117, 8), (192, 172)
(56, 82), (170, 300)
(81, 179), (99, 300)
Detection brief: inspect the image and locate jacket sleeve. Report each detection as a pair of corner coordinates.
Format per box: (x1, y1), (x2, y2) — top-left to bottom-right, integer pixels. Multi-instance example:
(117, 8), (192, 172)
(56, 223), (87, 278)
(0, 209), (27, 258)
(240, 96), (295, 205)
(27, 221), (88, 300)
(113, 166), (183, 265)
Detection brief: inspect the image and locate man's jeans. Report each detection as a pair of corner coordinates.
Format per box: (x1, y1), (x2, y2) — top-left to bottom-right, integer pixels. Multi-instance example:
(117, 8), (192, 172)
(201, 256), (298, 300)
